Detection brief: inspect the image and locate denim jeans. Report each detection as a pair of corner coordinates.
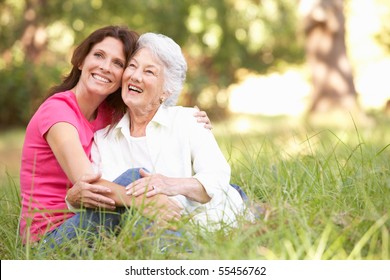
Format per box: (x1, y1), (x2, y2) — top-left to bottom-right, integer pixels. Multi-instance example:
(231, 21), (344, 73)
(42, 168), (143, 247)
(42, 168), (250, 248)
(230, 183), (249, 202)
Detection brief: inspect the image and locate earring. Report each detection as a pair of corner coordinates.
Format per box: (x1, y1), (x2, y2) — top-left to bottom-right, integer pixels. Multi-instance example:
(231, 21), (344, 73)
(159, 96), (165, 104)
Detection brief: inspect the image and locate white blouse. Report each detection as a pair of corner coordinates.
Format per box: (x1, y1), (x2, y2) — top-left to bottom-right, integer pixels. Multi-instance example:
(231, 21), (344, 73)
(91, 105), (252, 230)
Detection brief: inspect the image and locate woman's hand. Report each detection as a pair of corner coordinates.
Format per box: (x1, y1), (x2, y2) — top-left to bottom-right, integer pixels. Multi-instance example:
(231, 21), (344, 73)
(66, 173), (116, 210)
(194, 105), (212, 130)
(67, 171), (182, 225)
(125, 169), (178, 197)
(125, 169), (211, 203)
(46, 122), (115, 210)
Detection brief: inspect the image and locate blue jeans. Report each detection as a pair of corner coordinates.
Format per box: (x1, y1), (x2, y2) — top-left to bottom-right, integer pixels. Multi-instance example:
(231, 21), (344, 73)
(42, 168), (142, 248)
(42, 168), (249, 247)
(230, 183), (249, 202)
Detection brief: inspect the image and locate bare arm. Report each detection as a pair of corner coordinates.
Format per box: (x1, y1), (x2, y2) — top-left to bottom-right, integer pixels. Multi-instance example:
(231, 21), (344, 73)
(95, 177), (182, 221)
(46, 122), (182, 222)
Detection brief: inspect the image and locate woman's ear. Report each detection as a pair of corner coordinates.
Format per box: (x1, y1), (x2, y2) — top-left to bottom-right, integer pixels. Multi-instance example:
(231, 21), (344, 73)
(160, 92), (171, 104)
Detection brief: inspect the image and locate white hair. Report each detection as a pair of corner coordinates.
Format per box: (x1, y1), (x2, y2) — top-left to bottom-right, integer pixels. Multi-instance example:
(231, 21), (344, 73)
(135, 32), (187, 106)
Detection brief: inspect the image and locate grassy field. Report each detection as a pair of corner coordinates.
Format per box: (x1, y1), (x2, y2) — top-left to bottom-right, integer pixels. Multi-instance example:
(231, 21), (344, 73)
(1, 113), (389, 260)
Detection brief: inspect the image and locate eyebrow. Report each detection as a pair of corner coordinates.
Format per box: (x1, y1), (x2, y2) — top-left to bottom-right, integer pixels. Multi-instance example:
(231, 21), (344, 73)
(94, 48), (125, 62)
(131, 57), (161, 69)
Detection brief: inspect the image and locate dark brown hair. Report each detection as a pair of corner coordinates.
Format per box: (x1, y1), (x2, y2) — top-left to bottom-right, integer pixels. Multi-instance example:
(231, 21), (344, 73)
(47, 25), (139, 121)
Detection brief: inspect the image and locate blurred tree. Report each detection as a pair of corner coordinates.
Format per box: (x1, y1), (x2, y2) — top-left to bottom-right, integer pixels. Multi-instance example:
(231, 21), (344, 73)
(0, 0), (55, 127)
(375, 0), (390, 113)
(299, 0), (361, 119)
(0, 0), (302, 126)
(375, 0), (390, 52)
(106, 0), (303, 119)
(180, 0), (303, 119)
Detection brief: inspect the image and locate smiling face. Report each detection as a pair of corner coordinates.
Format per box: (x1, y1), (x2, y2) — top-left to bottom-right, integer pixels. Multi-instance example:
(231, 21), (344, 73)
(121, 48), (170, 113)
(77, 37), (126, 98)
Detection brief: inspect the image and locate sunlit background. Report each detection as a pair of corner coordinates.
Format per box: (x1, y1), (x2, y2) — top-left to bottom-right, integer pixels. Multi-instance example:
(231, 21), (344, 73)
(228, 0), (390, 117)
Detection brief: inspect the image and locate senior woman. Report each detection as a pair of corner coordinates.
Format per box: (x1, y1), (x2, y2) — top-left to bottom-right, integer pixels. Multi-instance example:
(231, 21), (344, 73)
(91, 32), (253, 231)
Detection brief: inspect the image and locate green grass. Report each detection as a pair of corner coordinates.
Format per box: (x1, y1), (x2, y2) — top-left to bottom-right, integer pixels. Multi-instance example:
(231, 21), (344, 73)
(1, 113), (389, 260)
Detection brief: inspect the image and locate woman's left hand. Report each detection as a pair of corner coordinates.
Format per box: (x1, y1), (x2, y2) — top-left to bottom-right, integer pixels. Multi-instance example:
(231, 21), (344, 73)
(194, 105), (212, 130)
(125, 169), (178, 197)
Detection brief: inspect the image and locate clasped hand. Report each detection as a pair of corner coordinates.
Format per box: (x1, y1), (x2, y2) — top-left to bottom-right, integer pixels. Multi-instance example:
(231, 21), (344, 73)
(67, 172), (183, 224)
(67, 173), (116, 210)
(125, 168), (178, 197)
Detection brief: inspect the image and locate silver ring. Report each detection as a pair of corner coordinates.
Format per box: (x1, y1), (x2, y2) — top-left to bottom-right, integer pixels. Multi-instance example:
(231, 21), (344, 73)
(152, 185), (156, 190)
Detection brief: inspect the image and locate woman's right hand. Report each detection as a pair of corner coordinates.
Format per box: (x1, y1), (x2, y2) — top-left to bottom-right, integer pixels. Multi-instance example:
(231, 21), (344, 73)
(67, 174), (182, 224)
(66, 173), (116, 210)
(68, 173), (182, 226)
(46, 122), (116, 211)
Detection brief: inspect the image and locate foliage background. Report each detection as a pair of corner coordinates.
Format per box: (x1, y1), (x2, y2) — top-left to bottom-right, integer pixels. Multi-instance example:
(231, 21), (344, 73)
(1, 0), (304, 126)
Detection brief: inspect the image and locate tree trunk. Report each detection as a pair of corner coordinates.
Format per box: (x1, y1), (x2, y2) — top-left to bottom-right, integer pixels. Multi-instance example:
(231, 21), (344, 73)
(300, 0), (361, 117)
(20, 0), (48, 63)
